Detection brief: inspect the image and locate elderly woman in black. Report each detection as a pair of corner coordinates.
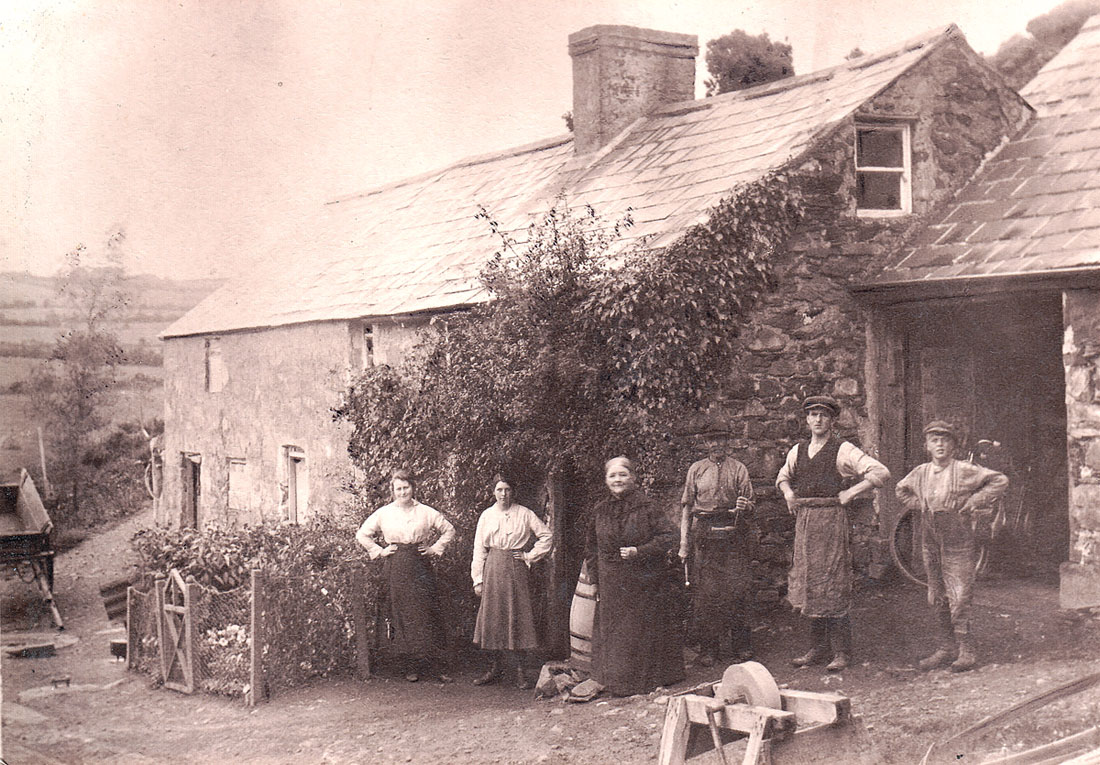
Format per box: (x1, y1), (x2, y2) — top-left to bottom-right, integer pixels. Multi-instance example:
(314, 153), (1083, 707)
(356, 469), (456, 683)
(584, 456), (685, 696)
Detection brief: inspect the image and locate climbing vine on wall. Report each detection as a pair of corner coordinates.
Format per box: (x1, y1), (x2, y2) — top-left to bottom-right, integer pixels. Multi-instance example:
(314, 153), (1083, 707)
(335, 173), (803, 526)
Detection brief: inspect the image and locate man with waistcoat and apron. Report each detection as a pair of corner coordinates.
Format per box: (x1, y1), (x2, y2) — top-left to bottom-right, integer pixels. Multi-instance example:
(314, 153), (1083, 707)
(679, 426), (755, 667)
(776, 396), (890, 671)
(896, 420), (1007, 672)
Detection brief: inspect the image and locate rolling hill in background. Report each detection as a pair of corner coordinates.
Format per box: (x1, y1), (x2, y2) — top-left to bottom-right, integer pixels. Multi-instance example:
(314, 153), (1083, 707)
(0, 271), (221, 481)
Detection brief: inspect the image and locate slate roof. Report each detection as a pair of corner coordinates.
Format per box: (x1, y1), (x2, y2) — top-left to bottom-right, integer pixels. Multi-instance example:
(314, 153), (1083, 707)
(868, 15), (1100, 291)
(165, 25), (967, 338)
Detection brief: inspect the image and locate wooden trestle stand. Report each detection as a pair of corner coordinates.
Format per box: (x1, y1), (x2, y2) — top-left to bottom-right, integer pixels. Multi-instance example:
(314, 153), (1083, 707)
(657, 662), (879, 765)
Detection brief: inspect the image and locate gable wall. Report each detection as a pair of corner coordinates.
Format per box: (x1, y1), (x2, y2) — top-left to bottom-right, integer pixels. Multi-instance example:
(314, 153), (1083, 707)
(708, 42), (1030, 571)
(159, 317), (426, 529)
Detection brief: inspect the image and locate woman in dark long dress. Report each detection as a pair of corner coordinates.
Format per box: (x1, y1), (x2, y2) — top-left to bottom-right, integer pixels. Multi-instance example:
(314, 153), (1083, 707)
(355, 469), (456, 683)
(584, 456), (685, 696)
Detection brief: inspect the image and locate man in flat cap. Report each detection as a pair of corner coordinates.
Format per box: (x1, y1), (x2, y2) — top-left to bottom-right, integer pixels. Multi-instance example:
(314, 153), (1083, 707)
(776, 396), (890, 671)
(896, 419), (1008, 672)
(679, 425), (755, 667)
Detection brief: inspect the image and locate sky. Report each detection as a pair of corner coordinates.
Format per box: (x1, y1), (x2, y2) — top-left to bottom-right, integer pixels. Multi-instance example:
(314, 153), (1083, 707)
(0, 0), (1064, 280)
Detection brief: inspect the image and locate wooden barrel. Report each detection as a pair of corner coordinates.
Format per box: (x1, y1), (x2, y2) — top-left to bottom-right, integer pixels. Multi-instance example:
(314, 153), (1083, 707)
(569, 561), (597, 669)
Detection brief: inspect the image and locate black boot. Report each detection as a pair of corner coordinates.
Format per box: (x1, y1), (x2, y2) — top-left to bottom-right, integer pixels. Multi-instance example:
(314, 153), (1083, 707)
(791, 618), (829, 667)
(825, 616), (851, 671)
(473, 652), (501, 686)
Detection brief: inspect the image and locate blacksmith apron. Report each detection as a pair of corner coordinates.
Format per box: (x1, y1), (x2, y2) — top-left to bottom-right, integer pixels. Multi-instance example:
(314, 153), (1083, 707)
(788, 437), (851, 618)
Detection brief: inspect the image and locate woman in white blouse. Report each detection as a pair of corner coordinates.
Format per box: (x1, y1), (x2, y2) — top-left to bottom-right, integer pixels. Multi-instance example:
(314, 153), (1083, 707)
(470, 474), (553, 689)
(356, 468), (456, 683)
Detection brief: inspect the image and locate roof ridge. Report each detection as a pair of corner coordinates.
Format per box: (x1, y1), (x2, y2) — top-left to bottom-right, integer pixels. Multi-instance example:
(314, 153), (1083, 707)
(650, 23), (959, 115)
(327, 134), (574, 205)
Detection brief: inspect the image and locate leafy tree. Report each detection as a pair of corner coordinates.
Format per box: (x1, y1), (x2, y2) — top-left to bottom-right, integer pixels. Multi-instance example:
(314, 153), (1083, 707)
(704, 29), (794, 97)
(29, 236), (143, 526)
(336, 175), (802, 535)
(988, 0), (1100, 89)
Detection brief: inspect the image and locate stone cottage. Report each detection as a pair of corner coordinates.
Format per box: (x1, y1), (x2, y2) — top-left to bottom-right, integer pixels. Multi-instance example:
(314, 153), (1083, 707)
(160, 22), (1043, 591)
(857, 15), (1100, 608)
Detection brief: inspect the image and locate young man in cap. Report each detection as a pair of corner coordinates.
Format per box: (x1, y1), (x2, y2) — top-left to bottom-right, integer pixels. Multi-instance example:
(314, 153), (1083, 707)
(895, 420), (1008, 672)
(776, 396), (890, 671)
(679, 426), (755, 667)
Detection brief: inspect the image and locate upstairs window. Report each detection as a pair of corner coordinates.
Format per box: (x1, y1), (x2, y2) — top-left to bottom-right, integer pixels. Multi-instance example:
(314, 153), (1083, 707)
(855, 123), (911, 216)
(204, 337), (228, 393)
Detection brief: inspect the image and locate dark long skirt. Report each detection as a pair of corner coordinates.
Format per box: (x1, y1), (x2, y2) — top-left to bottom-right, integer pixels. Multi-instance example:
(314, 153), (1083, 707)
(473, 548), (539, 650)
(383, 544), (447, 658)
(594, 559), (684, 696)
(788, 502), (851, 618)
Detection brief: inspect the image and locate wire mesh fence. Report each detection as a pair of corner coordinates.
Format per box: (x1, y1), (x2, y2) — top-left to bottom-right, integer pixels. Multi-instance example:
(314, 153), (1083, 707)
(193, 581), (252, 698)
(126, 563), (377, 704)
(127, 584), (160, 677)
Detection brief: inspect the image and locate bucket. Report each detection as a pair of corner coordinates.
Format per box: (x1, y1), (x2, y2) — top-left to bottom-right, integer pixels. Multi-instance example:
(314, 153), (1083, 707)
(569, 561), (597, 668)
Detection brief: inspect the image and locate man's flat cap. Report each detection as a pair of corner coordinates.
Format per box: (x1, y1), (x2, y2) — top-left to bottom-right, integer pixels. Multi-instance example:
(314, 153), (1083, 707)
(802, 395), (840, 416)
(923, 420), (957, 438)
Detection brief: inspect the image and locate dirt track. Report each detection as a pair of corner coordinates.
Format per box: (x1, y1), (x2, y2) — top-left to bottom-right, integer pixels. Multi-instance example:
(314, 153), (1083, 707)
(4, 510), (1100, 764)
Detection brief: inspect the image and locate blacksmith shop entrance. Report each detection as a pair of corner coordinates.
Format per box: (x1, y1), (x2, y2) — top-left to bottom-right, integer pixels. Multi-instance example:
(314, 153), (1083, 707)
(874, 290), (1068, 579)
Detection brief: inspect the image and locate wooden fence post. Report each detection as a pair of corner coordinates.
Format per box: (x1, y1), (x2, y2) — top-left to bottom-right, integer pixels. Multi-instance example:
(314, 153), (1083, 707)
(154, 574), (167, 684)
(126, 586), (136, 670)
(351, 568), (372, 680)
(183, 576), (197, 694)
(249, 568), (265, 706)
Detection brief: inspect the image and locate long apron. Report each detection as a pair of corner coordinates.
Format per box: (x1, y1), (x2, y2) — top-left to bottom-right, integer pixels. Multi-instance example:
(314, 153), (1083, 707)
(473, 547), (539, 650)
(383, 543), (447, 658)
(787, 498), (851, 617)
(691, 512), (753, 646)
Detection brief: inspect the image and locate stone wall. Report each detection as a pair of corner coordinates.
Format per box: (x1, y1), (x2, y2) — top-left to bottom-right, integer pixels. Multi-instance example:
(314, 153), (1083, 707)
(1061, 289), (1100, 608)
(707, 39), (1030, 551)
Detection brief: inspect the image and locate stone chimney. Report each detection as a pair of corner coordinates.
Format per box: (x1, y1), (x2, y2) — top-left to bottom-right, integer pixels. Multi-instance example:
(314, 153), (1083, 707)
(568, 25), (698, 155)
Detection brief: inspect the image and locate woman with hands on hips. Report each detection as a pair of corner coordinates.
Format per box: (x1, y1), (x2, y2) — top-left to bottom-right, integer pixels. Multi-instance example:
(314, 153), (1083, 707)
(355, 468), (456, 684)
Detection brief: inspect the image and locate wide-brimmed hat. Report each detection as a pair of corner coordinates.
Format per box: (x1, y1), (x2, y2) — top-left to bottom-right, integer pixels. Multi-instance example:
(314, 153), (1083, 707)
(802, 395), (840, 416)
(923, 420), (958, 439)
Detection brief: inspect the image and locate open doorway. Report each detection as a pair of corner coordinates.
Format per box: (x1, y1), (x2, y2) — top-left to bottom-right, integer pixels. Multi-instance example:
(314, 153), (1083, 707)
(181, 453), (201, 528)
(898, 291), (1067, 577)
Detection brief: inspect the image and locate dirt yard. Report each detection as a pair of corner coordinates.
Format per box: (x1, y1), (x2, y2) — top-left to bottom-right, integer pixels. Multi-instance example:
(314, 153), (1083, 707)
(4, 511), (1100, 764)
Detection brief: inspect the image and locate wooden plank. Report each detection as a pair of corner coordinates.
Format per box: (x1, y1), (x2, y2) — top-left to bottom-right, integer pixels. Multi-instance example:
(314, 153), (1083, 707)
(155, 577), (167, 683)
(126, 587), (136, 670)
(249, 569), (264, 706)
(780, 689), (849, 725)
(182, 580), (196, 693)
(657, 696), (693, 765)
(683, 696), (796, 733)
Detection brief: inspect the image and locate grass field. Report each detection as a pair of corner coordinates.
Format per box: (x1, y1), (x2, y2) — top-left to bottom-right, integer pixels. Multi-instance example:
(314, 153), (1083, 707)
(0, 357), (164, 388)
(0, 388), (163, 483)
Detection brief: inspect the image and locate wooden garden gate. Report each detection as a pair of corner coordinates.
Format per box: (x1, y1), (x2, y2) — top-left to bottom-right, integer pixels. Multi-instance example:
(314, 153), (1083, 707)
(156, 569), (196, 693)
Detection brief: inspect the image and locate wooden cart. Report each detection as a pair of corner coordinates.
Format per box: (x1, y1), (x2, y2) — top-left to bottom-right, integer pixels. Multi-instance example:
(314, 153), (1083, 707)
(1, 469), (63, 629)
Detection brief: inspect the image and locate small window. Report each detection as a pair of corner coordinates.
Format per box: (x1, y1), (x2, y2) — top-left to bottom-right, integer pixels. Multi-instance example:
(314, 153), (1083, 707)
(228, 458), (248, 514)
(204, 337), (228, 393)
(362, 325), (374, 369)
(855, 124), (911, 216)
(283, 446), (307, 524)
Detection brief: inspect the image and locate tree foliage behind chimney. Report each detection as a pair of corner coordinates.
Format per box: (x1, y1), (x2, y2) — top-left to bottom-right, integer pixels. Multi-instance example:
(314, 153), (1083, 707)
(704, 29), (794, 97)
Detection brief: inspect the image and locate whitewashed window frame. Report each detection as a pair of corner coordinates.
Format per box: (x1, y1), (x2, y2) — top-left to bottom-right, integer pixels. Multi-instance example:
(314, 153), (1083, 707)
(854, 122), (912, 218)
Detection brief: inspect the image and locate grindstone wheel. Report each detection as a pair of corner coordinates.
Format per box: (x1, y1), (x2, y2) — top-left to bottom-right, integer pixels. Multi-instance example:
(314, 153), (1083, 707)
(716, 661), (782, 709)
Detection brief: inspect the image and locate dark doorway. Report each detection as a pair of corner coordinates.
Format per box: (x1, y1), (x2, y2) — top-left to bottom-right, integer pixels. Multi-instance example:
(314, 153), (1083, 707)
(900, 291), (1067, 576)
(181, 453), (201, 528)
